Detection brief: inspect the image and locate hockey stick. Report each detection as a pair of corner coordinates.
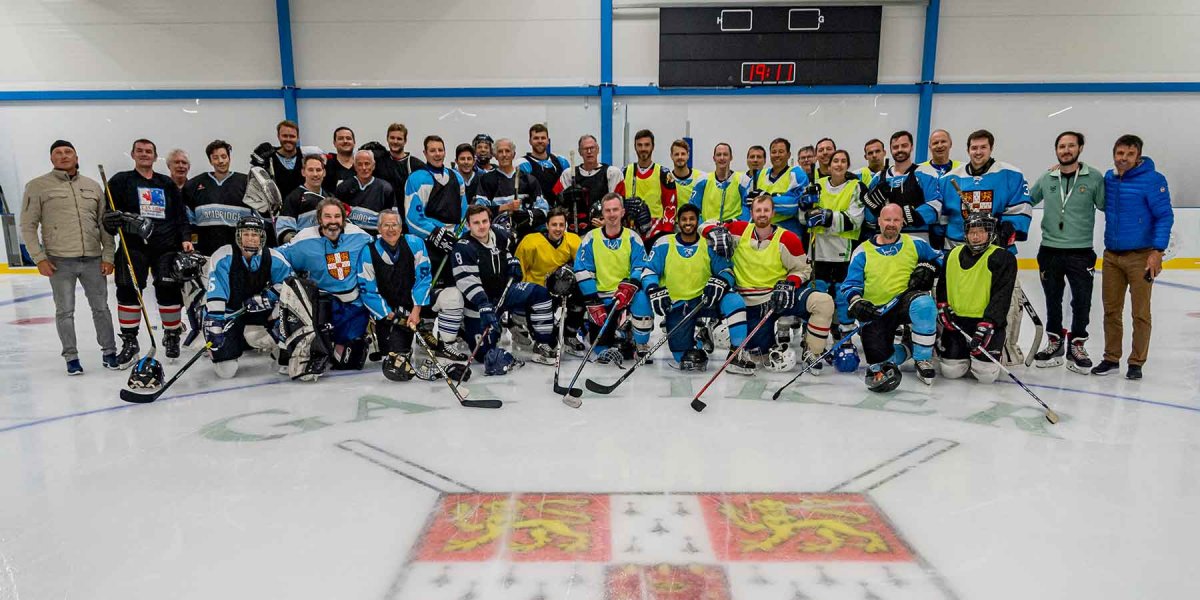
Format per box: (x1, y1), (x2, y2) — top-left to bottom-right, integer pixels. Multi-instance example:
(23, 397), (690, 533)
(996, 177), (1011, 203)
(98, 164), (159, 360)
(456, 276), (518, 386)
(691, 307), (775, 412)
(1017, 288), (1044, 367)
(409, 322), (503, 409)
(957, 329), (1059, 424)
(585, 301), (705, 395)
(118, 308), (246, 404)
(422, 214), (470, 306)
(561, 304), (623, 408)
(552, 305), (582, 398)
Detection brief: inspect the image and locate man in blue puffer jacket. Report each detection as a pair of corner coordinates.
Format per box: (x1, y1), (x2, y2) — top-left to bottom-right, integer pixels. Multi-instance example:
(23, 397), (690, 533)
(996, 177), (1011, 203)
(1093, 134), (1173, 380)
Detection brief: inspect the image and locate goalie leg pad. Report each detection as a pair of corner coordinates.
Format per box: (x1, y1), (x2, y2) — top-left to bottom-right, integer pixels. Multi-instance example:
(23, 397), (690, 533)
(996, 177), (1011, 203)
(277, 277), (332, 380)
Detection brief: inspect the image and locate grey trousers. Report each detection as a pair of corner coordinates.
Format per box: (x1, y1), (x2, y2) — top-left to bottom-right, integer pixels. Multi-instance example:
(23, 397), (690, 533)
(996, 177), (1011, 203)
(48, 256), (117, 360)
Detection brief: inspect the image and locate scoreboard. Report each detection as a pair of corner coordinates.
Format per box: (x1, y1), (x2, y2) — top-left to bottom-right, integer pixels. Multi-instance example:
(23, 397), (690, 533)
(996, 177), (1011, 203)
(658, 5), (883, 88)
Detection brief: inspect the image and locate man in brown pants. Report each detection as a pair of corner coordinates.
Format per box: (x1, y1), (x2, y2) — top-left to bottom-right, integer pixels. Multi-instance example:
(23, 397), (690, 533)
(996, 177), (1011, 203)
(1093, 135), (1173, 380)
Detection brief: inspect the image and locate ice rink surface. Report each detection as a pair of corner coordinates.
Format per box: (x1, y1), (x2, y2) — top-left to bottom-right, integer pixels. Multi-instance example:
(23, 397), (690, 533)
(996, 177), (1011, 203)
(1, 270), (1198, 600)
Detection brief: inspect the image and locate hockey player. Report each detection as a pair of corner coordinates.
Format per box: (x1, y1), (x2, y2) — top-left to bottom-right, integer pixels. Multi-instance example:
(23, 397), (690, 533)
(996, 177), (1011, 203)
(919, 129), (963, 250)
(475, 138), (549, 238)
(453, 205), (557, 371)
(688, 143), (751, 223)
(621, 129), (677, 239)
(278, 155), (332, 244)
(856, 139), (887, 187)
(574, 192), (653, 361)
(454, 143), (481, 202)
(250, 120), (304, 197)
(103, 138), (193, 365)
(167, 149), (190, 193)
(357, 209), (434, 382)
(861, 131), (943, 243)
(473, 134), (497, 173)
(183, 140), (250, 257)
(804, 150), (867, 371)
(277, 197), (389, 380)
(751, 137), (809, 236)
(203, 216), (293, 378)
(796, 145), (817, 182)
(323, 126), (356, 192)
(551, 135), (625, 234)
(643, 203), (749, 372)
(936, 213), (1016, 383)
(404, 135), (470, 359)
(745, 145), (766, 173)
(518, 123), (569, 207)
(384, 123), (425, 196)
(335, 149), (394, 236)
(940, 129), (1034, 364)
(813, 138), (837, 181)
(668, 139), (705, 210)
(515, 207), (584, 350)
(708, 194), (834, 373)
(840, 203), (943, 389)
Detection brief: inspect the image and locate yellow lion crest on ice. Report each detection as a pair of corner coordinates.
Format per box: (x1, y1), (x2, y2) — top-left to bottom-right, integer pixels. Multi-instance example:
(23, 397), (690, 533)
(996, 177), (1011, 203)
(444, 497), (592, 553)
(718, 497), (890, 554)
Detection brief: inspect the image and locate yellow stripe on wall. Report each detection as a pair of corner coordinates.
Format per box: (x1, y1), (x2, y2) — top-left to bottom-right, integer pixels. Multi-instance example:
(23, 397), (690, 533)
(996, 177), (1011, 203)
(1015, 258), (1200, 270)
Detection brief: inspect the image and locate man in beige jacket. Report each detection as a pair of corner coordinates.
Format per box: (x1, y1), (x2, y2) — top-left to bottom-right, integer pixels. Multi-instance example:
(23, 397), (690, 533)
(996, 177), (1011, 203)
(20, 140), (118, 374)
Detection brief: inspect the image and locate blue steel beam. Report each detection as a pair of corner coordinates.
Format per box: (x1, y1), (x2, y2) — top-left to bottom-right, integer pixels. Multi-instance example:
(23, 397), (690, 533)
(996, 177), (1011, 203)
(915, 0), (941, 163)
(0, 89), (282, 102)
(600, 0), (615, 164)
(296, 86), (598, 99)
(275, 0), (299, 122)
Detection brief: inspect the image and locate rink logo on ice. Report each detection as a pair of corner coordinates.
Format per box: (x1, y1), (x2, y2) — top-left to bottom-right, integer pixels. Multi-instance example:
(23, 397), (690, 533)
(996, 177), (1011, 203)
(397, 492), (931, 599)
(325, 251), (352, 280)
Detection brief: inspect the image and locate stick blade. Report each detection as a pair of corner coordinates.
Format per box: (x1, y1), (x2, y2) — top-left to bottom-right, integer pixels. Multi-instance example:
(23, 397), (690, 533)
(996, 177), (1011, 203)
(554, 383), (583, 398)
(460, 398), (502, 409)
(584, 378), (616, 395)
(562, 394), (583, 408)
(1045, 410), (1060, 424)
(690, 398), (706, 412)
(120, 388), (161, 404)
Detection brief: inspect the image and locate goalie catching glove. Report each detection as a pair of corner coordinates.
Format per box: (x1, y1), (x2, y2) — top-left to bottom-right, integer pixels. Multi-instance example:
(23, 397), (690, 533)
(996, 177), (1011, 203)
(243, 167), (283, 214)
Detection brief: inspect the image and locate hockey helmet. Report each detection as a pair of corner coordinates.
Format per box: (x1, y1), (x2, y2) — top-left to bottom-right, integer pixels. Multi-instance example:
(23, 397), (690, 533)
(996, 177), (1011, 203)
(127, 355), (165, 392)
(833, 343), (861, 373)
(765, 344), (797, 372)
(484, 348), (521, 376)
(679, 348), (709, 372)
(382, 352), (416, 382)
(236, 215), (268, 254)
(162, 252), (207, 283)
(963, 211), (997, 254)
(865, 361), (902, 393)
(546, 266), (576, 297)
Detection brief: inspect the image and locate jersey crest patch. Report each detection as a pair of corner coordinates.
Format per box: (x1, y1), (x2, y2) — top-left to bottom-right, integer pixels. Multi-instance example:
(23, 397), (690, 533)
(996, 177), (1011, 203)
(326, 251), (352, 280)
(958, 189), (994, 219)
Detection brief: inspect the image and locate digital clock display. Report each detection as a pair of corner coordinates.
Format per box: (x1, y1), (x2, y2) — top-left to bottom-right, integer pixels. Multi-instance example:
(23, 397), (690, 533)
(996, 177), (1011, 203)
(740, 61), (797, 85)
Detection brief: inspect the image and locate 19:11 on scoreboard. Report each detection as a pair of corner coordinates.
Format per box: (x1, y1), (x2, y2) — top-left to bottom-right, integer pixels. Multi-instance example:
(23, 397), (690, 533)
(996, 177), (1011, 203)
(740, 61), (797, 85)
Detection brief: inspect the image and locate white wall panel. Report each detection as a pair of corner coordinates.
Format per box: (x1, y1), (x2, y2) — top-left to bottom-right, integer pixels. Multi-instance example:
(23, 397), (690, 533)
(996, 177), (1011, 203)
(613, 6), (924, 87)
(617, 94), (919, 170)
(291, 0), (598, 88)
(930, 94), (1198, 206)
(937, 0), (1200, 83)
(297, 98), (599, 161)
(0, 0), (280, 90)
(0, 99), (285, 230)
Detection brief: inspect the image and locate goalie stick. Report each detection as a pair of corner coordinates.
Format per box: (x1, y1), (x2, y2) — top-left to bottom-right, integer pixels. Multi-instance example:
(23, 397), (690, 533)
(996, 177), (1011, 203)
(119, 308), (246, 404)
(1017, 289), (1044, 368)
(958, 329), (1059, 424)
(408, 323), (502, 409)
(552, 305), (582, 398)
(585, 301), (705, 395)
(691, 307), (775, 413)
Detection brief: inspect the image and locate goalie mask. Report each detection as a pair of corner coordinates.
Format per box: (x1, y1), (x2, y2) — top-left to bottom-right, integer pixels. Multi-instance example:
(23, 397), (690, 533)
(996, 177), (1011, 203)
(236, 215), (268, 256)
(964, 212), (997, 255)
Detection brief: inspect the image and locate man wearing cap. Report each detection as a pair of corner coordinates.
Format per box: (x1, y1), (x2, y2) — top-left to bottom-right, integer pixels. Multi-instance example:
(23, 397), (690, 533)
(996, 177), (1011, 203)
(19, 140), (119, 374)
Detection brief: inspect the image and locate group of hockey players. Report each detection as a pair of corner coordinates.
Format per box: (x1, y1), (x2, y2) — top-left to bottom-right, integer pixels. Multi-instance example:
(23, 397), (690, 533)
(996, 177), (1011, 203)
(96, 119), (1055, 396)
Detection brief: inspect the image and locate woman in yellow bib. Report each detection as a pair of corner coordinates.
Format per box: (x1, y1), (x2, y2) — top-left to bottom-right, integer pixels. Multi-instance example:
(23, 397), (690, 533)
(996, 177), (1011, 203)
(935, 213), (1017, 383)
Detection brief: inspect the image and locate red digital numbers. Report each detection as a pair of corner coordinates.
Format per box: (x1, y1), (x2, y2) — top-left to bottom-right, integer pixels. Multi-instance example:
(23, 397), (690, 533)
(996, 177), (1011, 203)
(740, 62), (796, 85)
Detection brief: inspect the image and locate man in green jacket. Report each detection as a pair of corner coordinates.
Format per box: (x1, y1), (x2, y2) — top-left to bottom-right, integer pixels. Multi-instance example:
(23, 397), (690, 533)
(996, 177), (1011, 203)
(19, 140), (119, 374)
(1029, 131), (1105, 374)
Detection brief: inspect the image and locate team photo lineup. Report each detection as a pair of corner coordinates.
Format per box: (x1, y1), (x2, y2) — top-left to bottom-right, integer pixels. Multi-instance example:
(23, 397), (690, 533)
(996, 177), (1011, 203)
(20, 119), (1174, 413)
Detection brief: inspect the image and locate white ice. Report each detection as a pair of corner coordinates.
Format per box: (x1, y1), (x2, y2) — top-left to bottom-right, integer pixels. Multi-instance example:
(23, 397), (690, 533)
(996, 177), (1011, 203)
(1, 271), (1198, 600)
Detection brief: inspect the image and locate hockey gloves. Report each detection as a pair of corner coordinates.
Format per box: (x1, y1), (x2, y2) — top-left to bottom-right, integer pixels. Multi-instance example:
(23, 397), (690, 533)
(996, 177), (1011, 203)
(103, 210), (154, 240)
(970, 321), (995, 356)
(506, 255), (523, 281)
(996, 220), (1017, 248)
(863, 186), (888, 214)
(623, 197), (652, 236)
(900, 205), (925, 227)
(702, 276), (730, 308)
(848, 296), (880, 323)
(613, 278), (639, 311)
(250, 142), (276, 169)
(805, 208), (833, 229)
(428, 225), (458, 254)
(478, 305), (500, 332)
(647, 284), (672, 317)
(769, 281), (795, 312)
(203, 315), (226, 350)
(585, 299), (608, 327)
(243, 293), (273, 313)
(798, 184), (821, 211)
(907, 261), (937, 292)
(705, 225), (735, 259)
(937, 302), (958, 332)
